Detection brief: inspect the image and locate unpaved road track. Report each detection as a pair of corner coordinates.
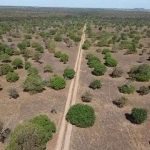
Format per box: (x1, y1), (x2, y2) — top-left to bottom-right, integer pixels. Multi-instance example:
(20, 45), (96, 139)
(55, 24), (86, 150)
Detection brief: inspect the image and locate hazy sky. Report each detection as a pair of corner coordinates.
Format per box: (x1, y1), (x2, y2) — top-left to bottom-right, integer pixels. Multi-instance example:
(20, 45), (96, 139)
(0, 0), (149, 9)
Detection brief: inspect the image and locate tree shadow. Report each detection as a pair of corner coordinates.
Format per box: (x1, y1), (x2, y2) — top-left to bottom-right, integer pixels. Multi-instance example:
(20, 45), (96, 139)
(125, 113), (135, 124)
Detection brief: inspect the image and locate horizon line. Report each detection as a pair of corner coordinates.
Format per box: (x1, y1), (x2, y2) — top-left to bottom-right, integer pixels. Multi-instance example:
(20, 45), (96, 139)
(0, 5), (148, 10)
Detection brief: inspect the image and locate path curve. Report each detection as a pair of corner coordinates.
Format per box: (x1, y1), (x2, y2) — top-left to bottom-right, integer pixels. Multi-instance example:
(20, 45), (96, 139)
(54, 24), (86, 150)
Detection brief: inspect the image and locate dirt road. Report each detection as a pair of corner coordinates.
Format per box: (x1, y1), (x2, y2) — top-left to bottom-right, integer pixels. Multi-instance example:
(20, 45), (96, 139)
(54, 24), (86, 150)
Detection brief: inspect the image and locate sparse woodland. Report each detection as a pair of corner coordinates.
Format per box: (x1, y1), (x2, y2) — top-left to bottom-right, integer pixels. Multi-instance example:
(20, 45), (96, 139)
(0, 6), (149, 150)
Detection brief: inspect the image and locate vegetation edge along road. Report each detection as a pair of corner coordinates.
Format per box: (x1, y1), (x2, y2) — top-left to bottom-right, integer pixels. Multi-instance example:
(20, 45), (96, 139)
(54, 24), (86, 150)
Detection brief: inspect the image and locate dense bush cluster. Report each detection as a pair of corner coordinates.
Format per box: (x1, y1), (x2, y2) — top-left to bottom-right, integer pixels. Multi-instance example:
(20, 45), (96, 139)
(86, 53), (106, 76)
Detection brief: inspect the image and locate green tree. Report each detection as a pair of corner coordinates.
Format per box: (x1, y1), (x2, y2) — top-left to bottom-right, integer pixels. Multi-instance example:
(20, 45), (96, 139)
(66, 104), (95, 128)
(92, 64), (107, 76)
(6, 72), (19, 82)
(1, 64), (13, 75)
(12, 58), (23, 69)
(49, 76), (66, 90)
(0, 54), (11, 62)
(25, 61), (31, 70)
(60, 53), (69, 64)
(54, 51), (62, 58)
(131, 108), (148, 124)
(23, 75), (44, 93)
(129, 64), (150, 82)
(63, 68), (75, 79)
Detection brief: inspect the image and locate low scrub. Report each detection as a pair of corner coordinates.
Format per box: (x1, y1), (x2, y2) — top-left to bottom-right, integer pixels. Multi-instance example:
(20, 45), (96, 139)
(111, 67), (123, 78)
(89, 80), (102, 89)
(81, 91), (93, 102)
(113, 97), (128, 108)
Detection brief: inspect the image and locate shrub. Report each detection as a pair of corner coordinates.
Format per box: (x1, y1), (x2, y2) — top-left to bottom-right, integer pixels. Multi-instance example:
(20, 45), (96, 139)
(104, 52), (112, 59)
(8, 88), (19, 99)
(0, 120), (3, 133)
(60, 53), (69, 64)
(6, 72), (19, 82)
(1, 64), (13, 75)
(119, 84), (135, 94)
(81, 91), (93, 102)
(23, 75), (45, 93)
(44, 65), (53, 73)
(102, 48), (111, 54)
(105, 57), (117, 67)
(86, 53), (94, 60)
(113, 97), (128, 108)
(126, 44), (137, 54)
(24, 34), (32, 39)
(47, 41), (55, 53)
(92, 64), (107, 76)
(66, 104), (95, 128)
(54, 34), (62, 42)
(0, 54), (11, 62)
(63, 68), (75, 79)
(96, 49), (102, 53)
(138, 86), (149, 95)
(6, 124), (48, 150)
(25, 61), (31, 70)
(32, 51), (42, 62)
(34, 44), (44, 53)
(54, 51), (62, 58)
(131, 108), (148, 124)
(82, 40), (91, 50)
(87, 57), (101, 68)
(111, 67), (123, 78)
(89, 80), (102, 89)
(12, 58), (23, 69)
(5, 48), (14, 56)
(27, 67), (39, 76)
(17, 42), (26, 51)
(129, 64), (150, 82)
(50, 76), (66, 90)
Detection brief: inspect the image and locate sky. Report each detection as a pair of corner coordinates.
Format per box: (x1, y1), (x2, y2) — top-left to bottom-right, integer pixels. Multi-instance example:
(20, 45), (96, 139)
(0, 0), (149, 9)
